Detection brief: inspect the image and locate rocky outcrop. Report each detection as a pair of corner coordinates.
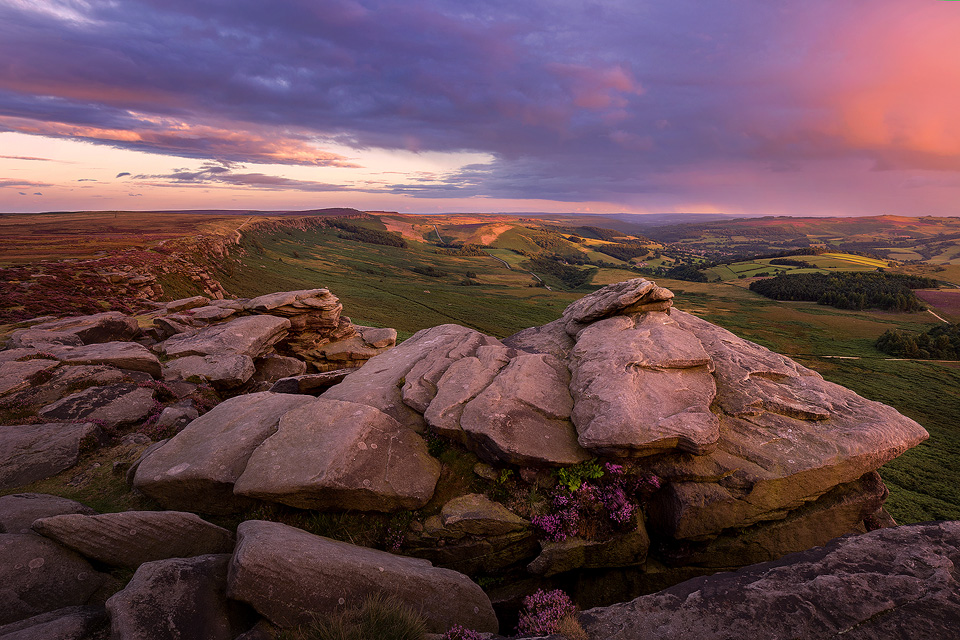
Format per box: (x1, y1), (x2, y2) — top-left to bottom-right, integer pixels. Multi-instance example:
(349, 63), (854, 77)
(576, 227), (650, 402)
(227, 520), (498, 634)
(579, 521), (960, 640)
(32, 511), (234, 569)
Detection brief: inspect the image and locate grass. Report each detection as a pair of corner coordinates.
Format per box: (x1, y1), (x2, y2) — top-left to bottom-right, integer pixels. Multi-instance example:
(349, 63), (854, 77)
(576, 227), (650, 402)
(279, 594), (428, 640)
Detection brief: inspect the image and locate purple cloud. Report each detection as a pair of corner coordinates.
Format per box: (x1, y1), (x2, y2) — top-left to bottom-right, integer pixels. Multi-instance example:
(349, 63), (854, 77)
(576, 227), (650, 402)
(0, 0), (958, 213)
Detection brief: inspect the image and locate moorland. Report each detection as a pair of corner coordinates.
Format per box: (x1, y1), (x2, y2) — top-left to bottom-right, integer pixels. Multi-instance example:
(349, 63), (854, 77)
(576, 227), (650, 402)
(1, 207), (959, 525)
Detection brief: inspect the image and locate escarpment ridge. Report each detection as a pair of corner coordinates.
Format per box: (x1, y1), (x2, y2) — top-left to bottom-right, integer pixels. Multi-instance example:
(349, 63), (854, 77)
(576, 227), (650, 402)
(0, 278), (937, 638)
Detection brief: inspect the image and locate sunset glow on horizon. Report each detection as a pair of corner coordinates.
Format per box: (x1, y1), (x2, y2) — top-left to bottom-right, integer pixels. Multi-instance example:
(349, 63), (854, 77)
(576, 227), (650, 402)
(2, 1), (960, 216)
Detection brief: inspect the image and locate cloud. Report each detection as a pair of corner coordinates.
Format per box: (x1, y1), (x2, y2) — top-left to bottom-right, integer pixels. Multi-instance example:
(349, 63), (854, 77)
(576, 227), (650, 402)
(115, 172), (131, 178)
(0, 154), (61, 161)
(136, 161), (359, 193)
(77, 178), (96, 182)
(1, 0), (960, 213)
(0, 179), (53, 188)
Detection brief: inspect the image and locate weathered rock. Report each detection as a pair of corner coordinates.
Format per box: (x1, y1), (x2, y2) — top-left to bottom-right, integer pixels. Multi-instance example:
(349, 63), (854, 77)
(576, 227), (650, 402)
(152, 316), (193, 340)
(152, 403), (199, 435)
(527, 524), (650, 577)
(645, 393), (927, 539)
(246, 289), (342, 330)
(440, 494), (528, 536)
(38, 384), (156, 428)
(569, 312), (719, 457)
(663, 471), (890, 569)
(163, 354), (256, 390)
(0, 422), (104, 490)
(184, 305), (238, 322)
(0, 364), (132, 413)
(459, 353), (590, 466)
(268, 370), (352, 394)
(322, 324), (499, 430)
(0, 494), (96, 534)
(133, 392), (315, 514)
(9, 312), (139, 348)
(0, 606), (108, 640)
(165, 295), (211, 312)
(6, 330), (82, 349)
(251, 354), (306, 384)
(502, 318), (574, 359)
(561, 277), (673, 331)
(32, 511), (234, 569)
(46, 342), (161, 377)
(227, 520), (498, 634)
(358, 325), (397, 349)
(162, 315), (291, 359)
(234, 398), (440, 511)
(107, 554), (253, 640)
(312, 335), (383, 363)
(579, 521), (960, 640)
(408, 529), (539, 575)
(424, 345), (515, 444)
(0, 533), (108, 625)
(0, 348), (42, 363)
(0, 358), (58, 396)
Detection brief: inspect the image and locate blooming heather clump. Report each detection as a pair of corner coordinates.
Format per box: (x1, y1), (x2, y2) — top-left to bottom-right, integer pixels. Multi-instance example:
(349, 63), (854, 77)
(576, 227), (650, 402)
(516, 588), (577, 636)
(441, 624), (486, 640)
(530, 461), (662, 542)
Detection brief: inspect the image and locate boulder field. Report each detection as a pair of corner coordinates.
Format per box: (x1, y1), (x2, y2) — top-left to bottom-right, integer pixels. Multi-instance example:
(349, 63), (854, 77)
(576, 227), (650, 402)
(0, 277), (945, 638)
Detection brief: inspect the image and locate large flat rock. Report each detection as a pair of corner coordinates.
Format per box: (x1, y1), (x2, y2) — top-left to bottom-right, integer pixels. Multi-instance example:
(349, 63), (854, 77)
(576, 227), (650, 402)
(46, 342), (161, 378)
(133, 392), (315, 514)
(162, 315), (291, 359)
(163, 354), (256, 390)
(234, 398), (440, 511)
(579, 521), (960, 640)
(227, 520), (498, 634)
(38, 384), (156, 429)
(33, 511), (234, 569)
(0, 422), (104, 490)
(9, 311), (139, 348)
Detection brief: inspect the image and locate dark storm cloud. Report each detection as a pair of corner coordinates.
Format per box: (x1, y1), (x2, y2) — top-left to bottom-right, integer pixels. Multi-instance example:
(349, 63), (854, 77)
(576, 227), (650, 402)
(1, 0), (958, 210)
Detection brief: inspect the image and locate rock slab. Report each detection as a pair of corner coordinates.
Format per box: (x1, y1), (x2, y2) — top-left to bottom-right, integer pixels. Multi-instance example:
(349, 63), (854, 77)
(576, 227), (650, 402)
(107, 554), (253, 640)
(33, 511), (234, 569)
(580, 521), (960, 640)
(227, 520), (498, 634)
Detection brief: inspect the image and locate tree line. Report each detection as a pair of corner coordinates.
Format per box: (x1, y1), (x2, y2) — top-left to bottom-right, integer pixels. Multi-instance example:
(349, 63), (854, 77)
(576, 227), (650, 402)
(749, 272), (938, 311)
(876, 324), (960, 360)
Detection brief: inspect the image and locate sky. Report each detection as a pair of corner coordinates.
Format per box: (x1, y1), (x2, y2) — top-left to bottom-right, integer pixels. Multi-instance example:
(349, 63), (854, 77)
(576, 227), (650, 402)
(2, 0), (960, 216)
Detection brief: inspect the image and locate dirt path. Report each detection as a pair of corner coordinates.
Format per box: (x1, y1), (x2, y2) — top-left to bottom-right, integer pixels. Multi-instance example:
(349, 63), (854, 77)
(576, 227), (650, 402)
(928, 309), (950, 324)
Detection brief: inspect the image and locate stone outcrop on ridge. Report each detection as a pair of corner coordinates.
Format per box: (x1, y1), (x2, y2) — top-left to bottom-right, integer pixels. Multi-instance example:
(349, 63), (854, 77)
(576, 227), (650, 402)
(0, 277), (936, 637)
